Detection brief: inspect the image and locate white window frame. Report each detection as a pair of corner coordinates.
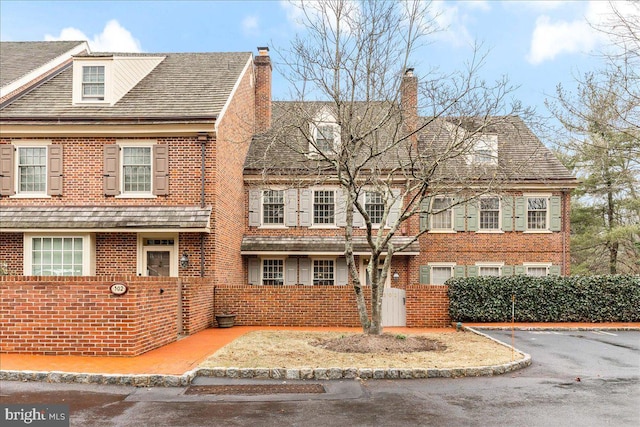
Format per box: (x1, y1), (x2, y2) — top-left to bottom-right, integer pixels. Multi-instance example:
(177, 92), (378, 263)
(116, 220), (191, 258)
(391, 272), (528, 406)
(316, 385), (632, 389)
(24, 233), (95, 276)
(476, 262), (504, 277)
(309, 109), (340, 156)
(11, 141), (51, 199)
(73, 59), (112, 105)
(478, 196), (501, 232)
(429, 196), (454, 232)
(311, 187), (338, 228)
(471, 135), (498, 165)
(261, 189), (287, 228)
(524, 193), (551, 232)
(523, 262), (552, 277)
(364, 190), (385, 227)
(137, 233), (178, 277)
(428, 262), (456, 285)
(261, 257), (285, 285)
(116, 140), (156, 198)
(312, 257), (336, 286)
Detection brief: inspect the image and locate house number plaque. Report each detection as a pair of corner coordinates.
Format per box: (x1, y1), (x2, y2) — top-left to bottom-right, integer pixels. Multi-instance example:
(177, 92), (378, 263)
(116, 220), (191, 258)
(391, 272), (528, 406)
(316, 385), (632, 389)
(110, 283), (128, 295)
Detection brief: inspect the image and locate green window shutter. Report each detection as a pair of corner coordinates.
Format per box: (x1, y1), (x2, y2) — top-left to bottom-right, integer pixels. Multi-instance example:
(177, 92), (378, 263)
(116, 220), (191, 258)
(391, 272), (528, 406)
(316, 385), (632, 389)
(501, 196), (513, 232)
(502, 265), (514, 276)
(549, 196), (562, 231)
(467, 201), (478, 232)
(514, 197), (526, 231)
(419, 197), (431, 232)
(514, 265), (525, 275)
(419, 265), (430, 284)
(467, 265), (478, 277)
(454, 265), (465, 278)
(549, 265), (561, 276)
(387, 189), (402, 227)
(454, 200), (466, 231)
(285, 258), (298, 285)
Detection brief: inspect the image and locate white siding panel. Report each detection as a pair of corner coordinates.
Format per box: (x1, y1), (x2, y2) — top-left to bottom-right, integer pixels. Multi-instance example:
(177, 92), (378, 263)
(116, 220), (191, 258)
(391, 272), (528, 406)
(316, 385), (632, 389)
(112, 57), (165, 104)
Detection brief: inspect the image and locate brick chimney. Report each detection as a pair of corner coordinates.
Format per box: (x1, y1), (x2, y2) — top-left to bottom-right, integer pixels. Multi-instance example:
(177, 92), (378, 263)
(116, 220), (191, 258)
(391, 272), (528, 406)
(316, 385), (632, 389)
(401, 68), (418, 140)
(254, 46), (272, 133)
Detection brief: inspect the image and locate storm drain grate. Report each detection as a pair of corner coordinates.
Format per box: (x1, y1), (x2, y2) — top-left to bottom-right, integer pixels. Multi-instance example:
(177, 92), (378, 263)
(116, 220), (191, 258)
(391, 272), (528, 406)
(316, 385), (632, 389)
(185, 384), (326, 395)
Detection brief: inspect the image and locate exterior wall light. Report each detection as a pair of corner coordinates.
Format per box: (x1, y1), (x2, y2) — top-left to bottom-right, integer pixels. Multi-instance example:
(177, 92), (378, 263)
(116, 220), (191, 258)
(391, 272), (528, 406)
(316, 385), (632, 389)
(392, 272), (400, 281)
(180, 252), (189, 269)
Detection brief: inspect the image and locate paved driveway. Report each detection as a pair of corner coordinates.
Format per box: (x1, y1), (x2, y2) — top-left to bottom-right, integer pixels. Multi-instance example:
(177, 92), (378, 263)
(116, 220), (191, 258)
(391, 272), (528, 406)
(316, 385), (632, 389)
(1, 330), (638, 427)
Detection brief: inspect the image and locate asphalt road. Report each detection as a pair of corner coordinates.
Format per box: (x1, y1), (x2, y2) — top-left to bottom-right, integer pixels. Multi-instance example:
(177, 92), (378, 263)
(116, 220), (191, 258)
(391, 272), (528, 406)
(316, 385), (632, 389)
(1, 330), (638, 427)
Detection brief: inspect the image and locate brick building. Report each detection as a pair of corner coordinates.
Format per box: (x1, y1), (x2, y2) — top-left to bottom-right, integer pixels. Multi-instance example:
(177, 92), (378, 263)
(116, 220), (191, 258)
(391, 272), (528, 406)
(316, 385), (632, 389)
(0, 41), (577, 355)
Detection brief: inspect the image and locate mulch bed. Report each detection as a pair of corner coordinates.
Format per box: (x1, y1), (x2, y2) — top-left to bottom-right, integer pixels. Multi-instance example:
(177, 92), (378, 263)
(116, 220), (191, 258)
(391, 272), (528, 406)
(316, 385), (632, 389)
(311, 333), (445, 354)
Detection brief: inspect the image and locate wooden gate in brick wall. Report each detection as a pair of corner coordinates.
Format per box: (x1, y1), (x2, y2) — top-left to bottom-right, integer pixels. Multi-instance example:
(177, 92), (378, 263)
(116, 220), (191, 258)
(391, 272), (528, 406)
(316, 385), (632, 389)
(382, 287), (406, 326)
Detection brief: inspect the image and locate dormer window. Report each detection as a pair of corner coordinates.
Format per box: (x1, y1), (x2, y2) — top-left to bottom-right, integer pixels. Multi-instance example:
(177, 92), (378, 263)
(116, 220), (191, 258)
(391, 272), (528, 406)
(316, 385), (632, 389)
(315, 124), (337, 153)
(82, 66), (105, 101)
(472, 135), (498, 165)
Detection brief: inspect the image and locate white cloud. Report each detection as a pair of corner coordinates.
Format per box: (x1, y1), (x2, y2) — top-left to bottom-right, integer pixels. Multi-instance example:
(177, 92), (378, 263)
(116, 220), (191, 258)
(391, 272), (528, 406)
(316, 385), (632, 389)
(426, 1), (474, 48)
(242, 15), (260, 36)
(526, 14), (598, 64)
(45, 20), (141, 52)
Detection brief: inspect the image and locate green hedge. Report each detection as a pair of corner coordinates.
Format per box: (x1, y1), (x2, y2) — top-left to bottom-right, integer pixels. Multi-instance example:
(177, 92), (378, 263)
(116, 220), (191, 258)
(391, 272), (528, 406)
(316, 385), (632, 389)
(448, 275), (640, 322)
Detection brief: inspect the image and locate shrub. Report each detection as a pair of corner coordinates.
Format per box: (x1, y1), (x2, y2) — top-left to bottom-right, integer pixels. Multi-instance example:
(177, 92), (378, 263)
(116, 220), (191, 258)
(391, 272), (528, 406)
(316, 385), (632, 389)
(448, 275), (639, 323)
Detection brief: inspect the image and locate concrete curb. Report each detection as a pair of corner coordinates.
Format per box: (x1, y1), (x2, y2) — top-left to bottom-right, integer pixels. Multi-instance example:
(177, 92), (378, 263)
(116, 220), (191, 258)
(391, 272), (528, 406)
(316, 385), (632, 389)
(0, 328), (531, 386)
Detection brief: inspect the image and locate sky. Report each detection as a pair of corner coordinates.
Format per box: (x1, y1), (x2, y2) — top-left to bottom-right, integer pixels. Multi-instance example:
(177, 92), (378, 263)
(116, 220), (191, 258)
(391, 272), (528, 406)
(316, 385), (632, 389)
(0, 0), (630, 134)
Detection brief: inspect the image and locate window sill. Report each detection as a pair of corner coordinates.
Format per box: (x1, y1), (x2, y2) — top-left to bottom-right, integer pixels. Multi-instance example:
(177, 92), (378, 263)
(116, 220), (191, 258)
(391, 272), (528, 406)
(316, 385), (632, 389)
(10, 194), (51, 199)
(258, 225), (288, 229)
(475, 230), (505, 234)
(427, 230), (456, 234)
(523, 230), (553, 234)
(309, 225), (339, 229)
(115, 194), (157, 199)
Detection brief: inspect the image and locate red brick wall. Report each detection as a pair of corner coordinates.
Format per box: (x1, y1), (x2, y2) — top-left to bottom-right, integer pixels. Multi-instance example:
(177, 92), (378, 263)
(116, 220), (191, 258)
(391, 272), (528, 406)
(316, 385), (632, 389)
(406, 285), (450, 327)
(181, 278), (215, 334)
(212, 283), (450, 328)
(0, 276), (180, 356)
(213, 58), (256, 286)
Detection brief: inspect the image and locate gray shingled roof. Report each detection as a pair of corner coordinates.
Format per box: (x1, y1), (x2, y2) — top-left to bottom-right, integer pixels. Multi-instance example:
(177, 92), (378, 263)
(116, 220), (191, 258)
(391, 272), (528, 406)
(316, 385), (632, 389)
(0, 41), (85, 87)
(241, 236), (419, 254)
(0, 51), (252, 120)
(0, 206), (212, 231)
(244, 101), (576, 183)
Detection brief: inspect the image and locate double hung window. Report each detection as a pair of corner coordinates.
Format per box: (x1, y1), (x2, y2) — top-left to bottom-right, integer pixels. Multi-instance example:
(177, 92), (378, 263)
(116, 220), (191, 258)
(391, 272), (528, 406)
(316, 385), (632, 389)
(122, 146), (152, 194)
(527, 197), (548, 230)
(18, 147), (47, 194)
(431, 197), (453, 230)
(82, 66), (105, 101)
(313, 190), (335, 225)
(263, 190), (285, 225)
(365, 191), (385, 225)
(479, 197), (500, 230)
(431, 266), (453, 285)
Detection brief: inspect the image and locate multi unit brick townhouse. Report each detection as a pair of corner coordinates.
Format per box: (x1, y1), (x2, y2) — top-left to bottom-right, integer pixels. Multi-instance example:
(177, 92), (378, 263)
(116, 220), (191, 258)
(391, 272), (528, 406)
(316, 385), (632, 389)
(0, 41), (576, 356)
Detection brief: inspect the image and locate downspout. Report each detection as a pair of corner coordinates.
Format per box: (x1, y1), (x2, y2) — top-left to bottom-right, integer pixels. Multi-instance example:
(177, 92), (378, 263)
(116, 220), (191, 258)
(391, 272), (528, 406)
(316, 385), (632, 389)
(199, 133), (208, 278)
(561, 190), (567, 276)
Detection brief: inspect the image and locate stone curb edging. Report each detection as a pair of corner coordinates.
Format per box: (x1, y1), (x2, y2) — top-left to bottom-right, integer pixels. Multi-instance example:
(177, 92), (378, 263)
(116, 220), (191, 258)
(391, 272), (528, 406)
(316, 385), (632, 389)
(0, 328), (532, 387)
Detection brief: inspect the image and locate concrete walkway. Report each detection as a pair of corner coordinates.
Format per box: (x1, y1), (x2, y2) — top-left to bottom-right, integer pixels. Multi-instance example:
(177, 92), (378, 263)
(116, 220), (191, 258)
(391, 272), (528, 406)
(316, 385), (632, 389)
(1, 323), (637, 377)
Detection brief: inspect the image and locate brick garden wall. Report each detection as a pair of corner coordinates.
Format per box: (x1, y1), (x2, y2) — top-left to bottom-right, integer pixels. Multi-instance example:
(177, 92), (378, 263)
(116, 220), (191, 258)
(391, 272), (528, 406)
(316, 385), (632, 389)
(0, 276), (182, 356)
(213, 283), (450, 328)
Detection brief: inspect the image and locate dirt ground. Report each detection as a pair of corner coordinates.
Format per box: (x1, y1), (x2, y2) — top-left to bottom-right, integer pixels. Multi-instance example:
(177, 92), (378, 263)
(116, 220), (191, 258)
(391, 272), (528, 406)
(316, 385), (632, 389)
(200, 330), (523, 369)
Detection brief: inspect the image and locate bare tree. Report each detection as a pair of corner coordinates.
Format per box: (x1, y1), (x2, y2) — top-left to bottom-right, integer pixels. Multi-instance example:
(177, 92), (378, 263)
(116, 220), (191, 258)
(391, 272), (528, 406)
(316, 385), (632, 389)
(249, 0), (533, 334)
